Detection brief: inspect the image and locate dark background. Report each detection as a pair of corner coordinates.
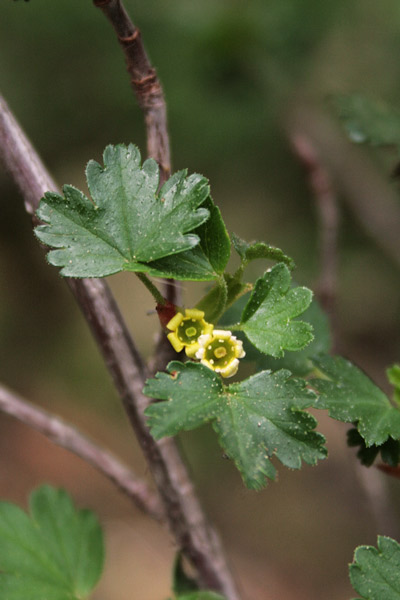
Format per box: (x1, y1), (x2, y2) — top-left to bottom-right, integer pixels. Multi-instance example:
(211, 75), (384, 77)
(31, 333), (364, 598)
(1, 1), (400, 598)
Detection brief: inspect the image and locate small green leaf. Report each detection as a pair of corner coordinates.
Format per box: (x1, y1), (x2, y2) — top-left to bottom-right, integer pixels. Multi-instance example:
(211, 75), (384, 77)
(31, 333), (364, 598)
(255, 297), (331, 376)
(0, 485), (104, 600)
(312, 355), (400, 446)
(350, 536), (400, 600)
(35, 144), (210, 277)
(232, 233), (295, 270)
(333, 94), (400, 149)
(221, 291), (328, 373)
(144, 362), (326, 490)
(240, 263), (313, 358)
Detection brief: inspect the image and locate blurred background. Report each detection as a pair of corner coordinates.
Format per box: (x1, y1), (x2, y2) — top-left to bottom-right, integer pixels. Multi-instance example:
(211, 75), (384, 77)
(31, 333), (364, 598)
(1, 1), (400, 598)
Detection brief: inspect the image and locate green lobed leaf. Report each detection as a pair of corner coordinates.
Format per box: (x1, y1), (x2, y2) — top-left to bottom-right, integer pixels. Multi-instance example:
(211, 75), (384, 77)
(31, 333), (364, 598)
(35, 144), (210, 278)
(0, 485), (104, 600)
(143, 197), (231, 281)
(144, 361), (326, 490)
(240, 263), (313, 358)
(333, 94), (400, 149)
(253, 297), (331, 376)
(312, 355), (400, 446)
(231, 233), (295, 270)
(219, 293), (332, 377)
(350, 536), (400, 600)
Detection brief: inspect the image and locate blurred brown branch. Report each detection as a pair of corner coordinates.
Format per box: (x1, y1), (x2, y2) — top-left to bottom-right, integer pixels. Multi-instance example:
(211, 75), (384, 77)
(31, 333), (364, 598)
(93, 0), (170, 183)
(290, 132), (339, 347)
(288, 105), (400, 270)
(0, 382), (164, 521)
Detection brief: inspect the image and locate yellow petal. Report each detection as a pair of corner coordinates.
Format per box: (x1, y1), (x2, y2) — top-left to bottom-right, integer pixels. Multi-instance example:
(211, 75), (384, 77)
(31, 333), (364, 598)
(167, 332), (184, 352)
(212, 329), (232, 340)
(234, 341), (245, 358)
(166, 312), (183, 331)
(219, 359), (239, 378)
(204, 322), (214, 335)
(185, 308), (205, 320)
(185, 343), (200, 358)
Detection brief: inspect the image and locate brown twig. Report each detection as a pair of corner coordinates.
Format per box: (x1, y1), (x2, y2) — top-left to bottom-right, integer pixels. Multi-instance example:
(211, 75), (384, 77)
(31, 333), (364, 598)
(288, 105), (400, 271)
(290, 133), (339, 347)
(0, 93), (239, 599)
(93, 0), (170, 183)
(0, 382), (163, 521)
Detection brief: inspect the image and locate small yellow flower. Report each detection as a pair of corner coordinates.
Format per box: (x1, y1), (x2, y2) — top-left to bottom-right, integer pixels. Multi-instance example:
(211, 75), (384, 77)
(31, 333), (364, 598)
(195, 329), (245, 378)
(166, 308), (214, 357)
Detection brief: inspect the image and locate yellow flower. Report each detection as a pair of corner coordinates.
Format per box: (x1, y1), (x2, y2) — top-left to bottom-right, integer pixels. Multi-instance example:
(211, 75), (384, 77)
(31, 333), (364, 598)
(195, 329), (245, 378)
(166, 308), (214, 357)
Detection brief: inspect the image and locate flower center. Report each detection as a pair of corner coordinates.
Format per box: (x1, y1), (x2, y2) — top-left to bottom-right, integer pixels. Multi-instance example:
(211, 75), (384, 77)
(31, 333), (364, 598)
(214, 347), (227, 359)
(205, 338), (236, 368)
(185, 326), (197, 338)
(177, 318), (203, 344)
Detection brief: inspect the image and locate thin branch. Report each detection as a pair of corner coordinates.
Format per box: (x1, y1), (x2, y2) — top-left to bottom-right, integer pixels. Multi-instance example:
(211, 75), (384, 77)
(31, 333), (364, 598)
(0, 97), (57, 221)
(93, 0), (170, 183)
(0, 383), (163, 521)
(288, 105), (400, 271)
(0, 94), (240, 600)
(290, 133), (339, 348)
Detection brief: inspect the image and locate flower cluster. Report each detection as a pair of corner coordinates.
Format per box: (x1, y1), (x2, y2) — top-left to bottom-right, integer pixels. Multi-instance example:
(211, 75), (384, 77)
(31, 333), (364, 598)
(166, 308), (245, 377)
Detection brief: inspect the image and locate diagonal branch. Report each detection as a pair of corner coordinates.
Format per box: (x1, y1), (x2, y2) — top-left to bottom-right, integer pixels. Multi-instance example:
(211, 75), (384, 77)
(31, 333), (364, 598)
(290, 133), (339, 349)
(0, 383), (163, 521)
(288, 105), (400, 271)
(0, 93), (240, 600)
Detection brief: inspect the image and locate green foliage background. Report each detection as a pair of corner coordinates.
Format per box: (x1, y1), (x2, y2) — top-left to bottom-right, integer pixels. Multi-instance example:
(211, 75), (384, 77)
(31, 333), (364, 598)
(1, 1), (400, 599)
